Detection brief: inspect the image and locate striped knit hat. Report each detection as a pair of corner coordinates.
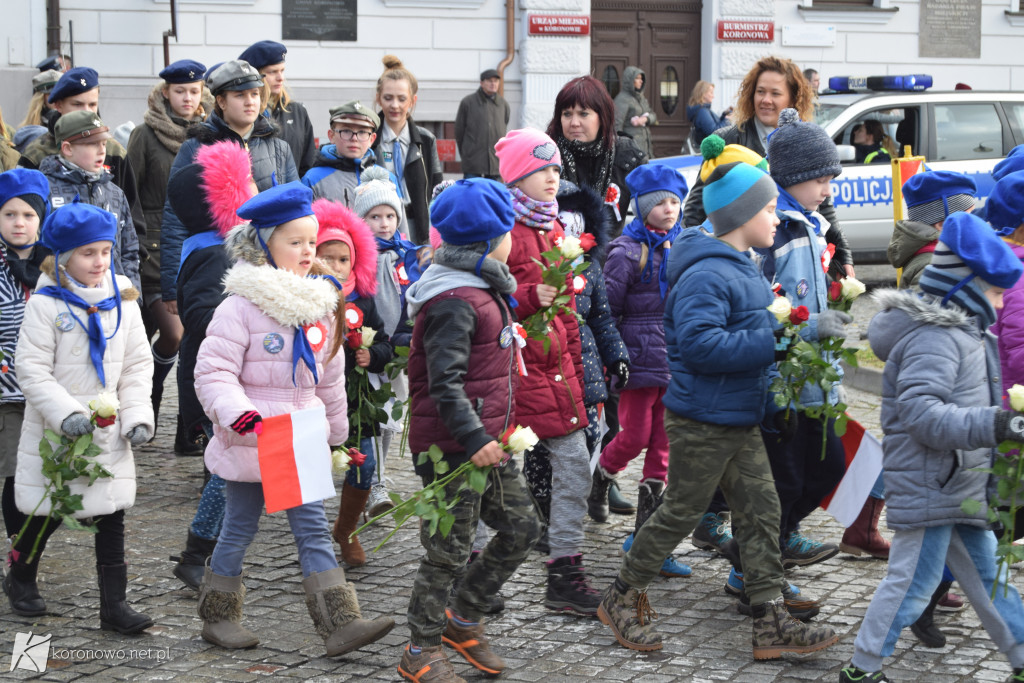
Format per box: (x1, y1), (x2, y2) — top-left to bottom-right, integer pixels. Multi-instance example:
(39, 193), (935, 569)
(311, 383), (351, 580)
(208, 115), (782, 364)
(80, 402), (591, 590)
(902, 170), (976, 225)
(918, 212), (1022, 326)
(702, 161), (778, 237)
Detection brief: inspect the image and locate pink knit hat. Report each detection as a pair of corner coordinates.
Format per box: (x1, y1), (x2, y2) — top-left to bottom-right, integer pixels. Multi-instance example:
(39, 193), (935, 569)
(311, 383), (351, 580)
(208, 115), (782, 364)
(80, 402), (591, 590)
(495, 128), (562, 186)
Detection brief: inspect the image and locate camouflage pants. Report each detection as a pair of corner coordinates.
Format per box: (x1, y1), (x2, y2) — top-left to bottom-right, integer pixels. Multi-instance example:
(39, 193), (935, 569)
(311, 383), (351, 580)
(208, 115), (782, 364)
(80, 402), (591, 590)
(619, 411), (786, 605)
(407, 457), (541, 647)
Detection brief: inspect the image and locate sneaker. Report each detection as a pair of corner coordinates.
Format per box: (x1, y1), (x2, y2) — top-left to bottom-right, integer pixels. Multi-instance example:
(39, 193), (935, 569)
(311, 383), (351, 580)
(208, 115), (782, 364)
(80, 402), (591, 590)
(692, 512), (733, 553)
(596, 584), (662, 651)
(545, 554), (602, 616)
(738, 584), (822, 621)
(750, 597), (838, 660)
(725, 568), (803, 598)
(937, 590), (965, 610)
(367, 483), (395, 518)
(398, 644), (465, 683)
(442, 609), (504, 675)
(782, 531), (840, 568)
(839, 664), (890, 682)
(659, 556), (692, 578)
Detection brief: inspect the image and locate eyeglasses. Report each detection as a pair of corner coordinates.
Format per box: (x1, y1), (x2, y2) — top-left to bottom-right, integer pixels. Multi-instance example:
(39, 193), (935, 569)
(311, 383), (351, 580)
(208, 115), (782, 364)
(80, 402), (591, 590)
(332, 128), (372, 141)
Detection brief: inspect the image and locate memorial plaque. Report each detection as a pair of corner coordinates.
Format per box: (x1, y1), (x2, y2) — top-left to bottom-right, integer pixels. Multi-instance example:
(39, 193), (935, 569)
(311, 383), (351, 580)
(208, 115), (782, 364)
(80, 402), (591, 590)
(283, 0), (357, 42)
(919, 0), (980, 59)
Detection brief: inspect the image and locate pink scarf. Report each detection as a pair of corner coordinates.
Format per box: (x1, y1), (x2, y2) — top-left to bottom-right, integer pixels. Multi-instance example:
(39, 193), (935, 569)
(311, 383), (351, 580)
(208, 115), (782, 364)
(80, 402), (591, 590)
(509, 186), (559, 229)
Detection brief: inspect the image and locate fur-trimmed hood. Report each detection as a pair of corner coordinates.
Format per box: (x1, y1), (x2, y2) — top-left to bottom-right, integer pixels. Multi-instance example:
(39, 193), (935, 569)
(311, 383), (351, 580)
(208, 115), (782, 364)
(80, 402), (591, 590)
(556, 180), (610, 262)
(195, 140), (257, 236)
(869, 288), (974, 362)
(222, 260), (338, 328)
(312, 198), (378, 297)
(39, 255), (140, 302)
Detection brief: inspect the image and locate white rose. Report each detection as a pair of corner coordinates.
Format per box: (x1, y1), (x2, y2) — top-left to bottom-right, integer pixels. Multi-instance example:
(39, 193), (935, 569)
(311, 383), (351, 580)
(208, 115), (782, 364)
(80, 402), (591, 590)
(361, 327), (377, 349)
(506, 426), (540, 454)
(1009, 385), (1024, 412)
(767, 297), (793, 324)
(88, 391), (120, 419)
(331, 448), (352, 475)
(841, 277), (867, 301)
(560, 235), (584, 260)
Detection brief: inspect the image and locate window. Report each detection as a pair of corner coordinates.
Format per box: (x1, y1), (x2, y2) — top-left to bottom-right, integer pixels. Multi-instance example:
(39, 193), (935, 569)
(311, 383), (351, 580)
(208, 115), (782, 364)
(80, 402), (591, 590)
(934, 103), (1003, 161)
(601, 66), (619, 99)
(834, 108), (904, 163)
(659, 67), (679, 116)
(1004, 103), (1024, 139)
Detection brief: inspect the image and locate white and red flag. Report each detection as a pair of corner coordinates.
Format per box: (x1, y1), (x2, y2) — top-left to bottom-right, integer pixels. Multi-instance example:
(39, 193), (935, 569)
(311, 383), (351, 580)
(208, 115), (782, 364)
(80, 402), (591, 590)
(820, 418), (885, 527)
(257, 405), (336, 514)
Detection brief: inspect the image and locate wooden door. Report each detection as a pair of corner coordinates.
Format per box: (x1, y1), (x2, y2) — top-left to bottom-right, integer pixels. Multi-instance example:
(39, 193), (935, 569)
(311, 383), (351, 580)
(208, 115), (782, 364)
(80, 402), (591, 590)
(592, 0), (702, 158)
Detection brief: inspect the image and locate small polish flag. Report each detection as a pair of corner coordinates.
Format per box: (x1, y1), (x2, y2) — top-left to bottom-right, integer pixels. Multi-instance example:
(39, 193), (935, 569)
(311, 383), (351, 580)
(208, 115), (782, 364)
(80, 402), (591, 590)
(257, 405), (337, 514)
(820, 418), (884, 527)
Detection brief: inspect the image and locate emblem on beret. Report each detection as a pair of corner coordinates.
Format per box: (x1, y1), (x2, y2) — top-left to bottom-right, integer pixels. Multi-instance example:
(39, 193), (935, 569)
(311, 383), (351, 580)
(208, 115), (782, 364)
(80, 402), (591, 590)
(533, 143), (557, 161)
(188, 70), (195, 78)
(79, 78), (87, 86)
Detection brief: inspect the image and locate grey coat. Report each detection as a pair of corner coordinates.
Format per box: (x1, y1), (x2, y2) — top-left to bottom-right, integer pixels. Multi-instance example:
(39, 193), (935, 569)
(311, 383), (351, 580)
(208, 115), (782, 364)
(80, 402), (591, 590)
(868, 288), (1001, 531)
(613, 66), (657, 160)
(454, 87), (509, 176)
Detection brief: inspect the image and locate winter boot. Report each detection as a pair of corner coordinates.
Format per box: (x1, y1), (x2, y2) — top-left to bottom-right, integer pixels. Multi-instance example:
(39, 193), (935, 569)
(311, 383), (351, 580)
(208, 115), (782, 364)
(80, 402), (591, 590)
(587, 465), (615, 523)
(750, 596), (838, 659)
(333, 483), (371, 567)
(2, 549), (46, 616)
(781, 530), (839, 568)
(910, 579), (952, 648)
(97, 564), (153, 635)
(442, 608), (505, 675)
(171, 530), (217, 591)
(631, 479), (691, 577)
(398, 644), (466, 683)
(839, 496), (890, 559)
(596, 581), (663, 651)
(607, 480), (636, 514)
(738, 583), (822, 621)
(302, 566), (394, 656)
(545, 554), (602, 616)
(197, 562), (259, 649)
(175, 414), (204, 456)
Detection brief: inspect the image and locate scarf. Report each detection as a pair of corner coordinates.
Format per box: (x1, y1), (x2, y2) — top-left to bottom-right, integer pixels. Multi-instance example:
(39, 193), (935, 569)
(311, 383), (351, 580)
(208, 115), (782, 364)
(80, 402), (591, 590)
(36, 281), (122, 385)
(376, 233), (426, 286)
(59, 157), (102, 183)
(509, 186), (558, 228)
(622, 218), (682, 299)
(431, 244), (518, 310)
(556, 136), (615, 197)
(776, 186), (823, 235)
(143, 87), (195, 154)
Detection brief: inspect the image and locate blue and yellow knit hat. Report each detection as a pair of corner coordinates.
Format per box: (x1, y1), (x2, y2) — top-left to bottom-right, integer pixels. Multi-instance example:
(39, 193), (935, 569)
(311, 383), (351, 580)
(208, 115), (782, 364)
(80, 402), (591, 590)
(702, 162), (778, 237)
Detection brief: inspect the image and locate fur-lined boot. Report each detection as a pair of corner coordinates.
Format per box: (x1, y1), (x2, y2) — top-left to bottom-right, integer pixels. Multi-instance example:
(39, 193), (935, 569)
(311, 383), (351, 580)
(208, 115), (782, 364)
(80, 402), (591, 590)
(197, 561), (259, 649)
(302, 566), (394, 656)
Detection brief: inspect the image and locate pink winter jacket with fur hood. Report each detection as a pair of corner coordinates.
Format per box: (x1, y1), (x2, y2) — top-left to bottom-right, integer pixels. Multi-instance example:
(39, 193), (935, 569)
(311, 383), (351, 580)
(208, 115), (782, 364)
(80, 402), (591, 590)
(195, 225), (348, 483)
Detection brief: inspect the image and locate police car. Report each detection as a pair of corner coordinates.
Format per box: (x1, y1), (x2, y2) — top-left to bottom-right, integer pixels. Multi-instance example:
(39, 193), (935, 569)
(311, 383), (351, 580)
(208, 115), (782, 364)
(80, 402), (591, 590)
(657, 75), (1024, 263)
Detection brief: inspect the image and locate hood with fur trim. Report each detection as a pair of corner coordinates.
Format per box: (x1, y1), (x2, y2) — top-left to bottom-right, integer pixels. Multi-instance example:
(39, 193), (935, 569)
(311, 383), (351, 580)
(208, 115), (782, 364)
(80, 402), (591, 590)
(225, 223), (271, 266)
(868, 288), (973, 363)
(312, 198), (378, 297)
(221, 260), (338, 329)
(556, 180), (610, 262)
(195, 140), (257, 236)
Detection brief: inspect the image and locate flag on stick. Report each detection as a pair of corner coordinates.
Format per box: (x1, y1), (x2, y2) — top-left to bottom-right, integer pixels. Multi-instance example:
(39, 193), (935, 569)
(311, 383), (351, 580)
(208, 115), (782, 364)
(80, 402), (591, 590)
(257, 405), (336, 514)
(820, 418), (884, 527)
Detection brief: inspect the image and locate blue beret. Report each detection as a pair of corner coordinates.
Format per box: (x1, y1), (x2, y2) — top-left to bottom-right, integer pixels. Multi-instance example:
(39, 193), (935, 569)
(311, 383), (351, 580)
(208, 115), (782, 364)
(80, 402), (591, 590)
(41, 199), (118, 255)
(236, 181), (314, 230)
(986, 170), (1024, 232)
(238, 41), (287, 71)
(48, 67), (99, 104)
(430, 178), (515, 246)
(625, 163), (689, 202)
(993, 145), (1024, 182)
(0, 169), (51, 218)
(204, 62), (224, 83)
(941, 212), (1023, 289)
(902, 170), (977, 208)
(159, 59), (207, 84)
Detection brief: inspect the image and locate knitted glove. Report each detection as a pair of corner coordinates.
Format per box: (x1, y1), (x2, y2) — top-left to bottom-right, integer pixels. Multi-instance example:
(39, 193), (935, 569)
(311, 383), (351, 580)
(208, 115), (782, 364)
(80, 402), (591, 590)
(609, 360), (630, 390)
(815, 310), (853, 340)
(126, 424), (153, 446)
(995, 410), (1024, 443)
(230, 411), (263, 436)
(61, 413), (94, 437)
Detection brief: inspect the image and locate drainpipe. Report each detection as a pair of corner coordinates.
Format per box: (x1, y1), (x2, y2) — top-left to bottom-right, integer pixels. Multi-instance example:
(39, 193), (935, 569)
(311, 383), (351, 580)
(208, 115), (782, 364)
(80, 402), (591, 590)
(496, 0), (515, 96)
(46, 0), (61, 57)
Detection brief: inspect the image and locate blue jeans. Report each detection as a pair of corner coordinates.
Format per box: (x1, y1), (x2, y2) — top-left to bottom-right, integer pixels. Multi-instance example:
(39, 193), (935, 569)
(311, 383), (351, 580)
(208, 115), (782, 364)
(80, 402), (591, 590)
(211, 481), (338, 578)
(346, 437), (376, 490)
(852, 523), (1024, 672)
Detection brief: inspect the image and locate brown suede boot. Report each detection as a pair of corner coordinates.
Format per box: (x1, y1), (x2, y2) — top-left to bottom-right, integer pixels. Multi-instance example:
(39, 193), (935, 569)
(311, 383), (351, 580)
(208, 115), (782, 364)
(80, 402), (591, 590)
(333, 483), (371, 567)
(839, 496), (890, 559)
(302, 567), (394, 657)
(197, 562), (259, 649)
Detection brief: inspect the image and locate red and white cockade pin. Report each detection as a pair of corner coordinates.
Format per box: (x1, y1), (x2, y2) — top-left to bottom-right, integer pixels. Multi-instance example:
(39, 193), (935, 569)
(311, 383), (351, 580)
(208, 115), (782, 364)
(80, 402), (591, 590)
(395, 263), (410, 286)
(344, 303), (364, 329)
(303, 321), (328, 353)
(573, 275), (587, 294)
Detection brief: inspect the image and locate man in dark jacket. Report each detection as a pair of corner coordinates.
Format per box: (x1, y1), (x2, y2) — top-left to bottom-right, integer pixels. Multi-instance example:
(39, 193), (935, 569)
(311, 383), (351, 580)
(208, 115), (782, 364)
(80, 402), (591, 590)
(454, 69), (509, 180)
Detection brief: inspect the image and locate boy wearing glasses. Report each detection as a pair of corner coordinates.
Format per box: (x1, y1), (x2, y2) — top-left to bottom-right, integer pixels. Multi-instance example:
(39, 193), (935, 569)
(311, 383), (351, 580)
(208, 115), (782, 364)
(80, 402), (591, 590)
(302, 101), (399, 208)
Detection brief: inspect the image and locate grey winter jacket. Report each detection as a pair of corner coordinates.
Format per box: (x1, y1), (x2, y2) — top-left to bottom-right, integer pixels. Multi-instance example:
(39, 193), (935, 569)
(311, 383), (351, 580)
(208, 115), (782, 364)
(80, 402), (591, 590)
(454, 87), (509, 177)
(868, 288), (1001, 530)
(159, 112), (298, 300)
(887, 219), (939, 289)
(39, 155), (141, 291)
(613, 67), (657, 160)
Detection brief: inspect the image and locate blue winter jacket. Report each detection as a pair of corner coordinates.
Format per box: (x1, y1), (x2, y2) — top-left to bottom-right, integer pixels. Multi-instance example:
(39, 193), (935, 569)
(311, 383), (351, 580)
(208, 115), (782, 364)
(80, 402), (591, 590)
(686, 103), (729, 147)
(663, 230), (777, 426)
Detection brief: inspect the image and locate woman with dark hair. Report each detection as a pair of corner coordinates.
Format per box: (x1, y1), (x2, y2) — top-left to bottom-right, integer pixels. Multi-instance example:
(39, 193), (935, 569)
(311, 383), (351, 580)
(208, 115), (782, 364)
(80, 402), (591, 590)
(545, 75), (647, 235)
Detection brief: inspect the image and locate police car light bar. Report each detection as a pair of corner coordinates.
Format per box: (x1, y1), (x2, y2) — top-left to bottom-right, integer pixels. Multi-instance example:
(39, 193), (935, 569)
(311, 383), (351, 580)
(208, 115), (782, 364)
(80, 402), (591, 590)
(828, 75), (932, 92)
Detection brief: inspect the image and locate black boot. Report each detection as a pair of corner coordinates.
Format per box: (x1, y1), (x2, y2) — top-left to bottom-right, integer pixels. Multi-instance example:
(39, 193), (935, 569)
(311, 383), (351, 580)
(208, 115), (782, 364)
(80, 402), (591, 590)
(634, 479), (665, 537)
(545, 553), (601, 616)
(587, 466), (614, 523)
(171, 531), (217, 591)
(911, 580), (951, 648)
(97, 564), (153, 634)
(174, 415), (204, 456)
(2, 551), (46, 616)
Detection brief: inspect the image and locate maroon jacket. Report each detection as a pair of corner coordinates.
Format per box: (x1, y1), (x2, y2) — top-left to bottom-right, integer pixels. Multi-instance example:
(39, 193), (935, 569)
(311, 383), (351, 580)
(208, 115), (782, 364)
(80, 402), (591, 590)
(508, 220), (588, 439)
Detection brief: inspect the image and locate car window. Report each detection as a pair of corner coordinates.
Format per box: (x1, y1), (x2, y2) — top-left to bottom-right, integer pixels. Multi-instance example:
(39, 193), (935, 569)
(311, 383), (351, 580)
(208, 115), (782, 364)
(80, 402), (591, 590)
(815, 103), (847, 128)
(834, 108), (906, 164)
(1005, 103), (1024, 140)
(934, 103), (1002, 161)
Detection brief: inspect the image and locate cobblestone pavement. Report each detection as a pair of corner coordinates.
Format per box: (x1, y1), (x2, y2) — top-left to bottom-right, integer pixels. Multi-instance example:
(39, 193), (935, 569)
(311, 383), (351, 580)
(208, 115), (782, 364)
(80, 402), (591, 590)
(2, 277), (1017, 682)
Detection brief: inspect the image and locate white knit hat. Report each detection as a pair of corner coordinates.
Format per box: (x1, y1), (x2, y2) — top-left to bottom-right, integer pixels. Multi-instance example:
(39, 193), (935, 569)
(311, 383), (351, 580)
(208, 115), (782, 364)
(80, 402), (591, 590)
(352, 166), (403, 220)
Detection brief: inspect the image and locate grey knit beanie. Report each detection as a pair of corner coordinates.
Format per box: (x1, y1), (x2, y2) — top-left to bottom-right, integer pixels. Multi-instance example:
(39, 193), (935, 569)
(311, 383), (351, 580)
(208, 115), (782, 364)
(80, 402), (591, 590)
(636, 190), (676, 223)
(352, 165), (403, 220)
(766, 109), (842, 188)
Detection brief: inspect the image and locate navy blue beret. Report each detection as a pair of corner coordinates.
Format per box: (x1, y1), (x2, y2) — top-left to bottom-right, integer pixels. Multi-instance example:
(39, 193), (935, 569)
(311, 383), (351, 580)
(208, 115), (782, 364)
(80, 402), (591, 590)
(48, 67), (99, 104)
(236, 181), (314, 230)
(430, 178), (515, 246)
(238, 41), (287, 71)
(159, 59), (207, 84)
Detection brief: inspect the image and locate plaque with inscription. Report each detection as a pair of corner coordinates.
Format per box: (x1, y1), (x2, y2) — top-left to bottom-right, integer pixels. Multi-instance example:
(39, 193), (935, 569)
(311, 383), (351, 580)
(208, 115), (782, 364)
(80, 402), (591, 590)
(283, 0), (357, 42)
(919, 0), (980, 59)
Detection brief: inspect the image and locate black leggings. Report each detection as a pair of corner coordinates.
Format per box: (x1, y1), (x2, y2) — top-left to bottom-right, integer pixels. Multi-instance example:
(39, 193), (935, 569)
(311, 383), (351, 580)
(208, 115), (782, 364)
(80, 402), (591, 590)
(2, 476), (26, 539)
(12, 507), (125, 567)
